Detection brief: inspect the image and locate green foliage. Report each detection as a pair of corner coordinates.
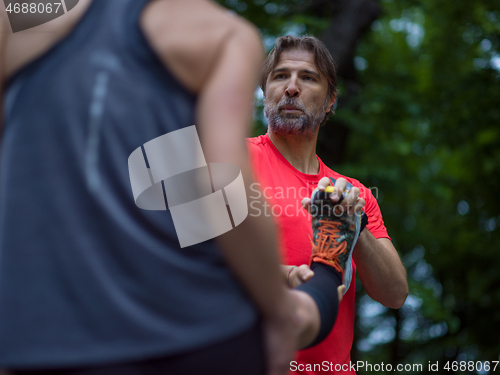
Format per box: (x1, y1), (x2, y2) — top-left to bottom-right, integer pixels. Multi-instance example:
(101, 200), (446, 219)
(340, 0), (500, 370)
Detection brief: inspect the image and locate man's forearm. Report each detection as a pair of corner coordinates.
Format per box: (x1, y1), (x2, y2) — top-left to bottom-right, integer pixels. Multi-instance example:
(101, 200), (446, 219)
(353, 230), (408, 308)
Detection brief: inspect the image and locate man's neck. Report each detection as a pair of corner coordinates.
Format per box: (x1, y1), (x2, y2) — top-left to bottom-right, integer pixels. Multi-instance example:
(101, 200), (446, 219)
(267, 128), (320, 175)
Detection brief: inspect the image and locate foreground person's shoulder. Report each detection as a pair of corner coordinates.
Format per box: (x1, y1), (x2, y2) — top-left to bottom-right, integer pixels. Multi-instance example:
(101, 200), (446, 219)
(141, 0), (262, 93)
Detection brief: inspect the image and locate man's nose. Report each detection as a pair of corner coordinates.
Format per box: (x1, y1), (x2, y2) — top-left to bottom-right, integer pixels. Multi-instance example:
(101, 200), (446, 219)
(285, 77), (300, 97)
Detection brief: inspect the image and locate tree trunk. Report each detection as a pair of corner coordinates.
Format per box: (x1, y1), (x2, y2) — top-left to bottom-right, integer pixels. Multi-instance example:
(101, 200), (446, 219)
(317, 0), (380, 166)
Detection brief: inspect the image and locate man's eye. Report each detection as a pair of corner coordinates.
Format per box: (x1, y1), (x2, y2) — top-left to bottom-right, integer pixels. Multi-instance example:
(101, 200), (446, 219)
(275, 74), (287, 79)
(303, 76), (315, 81)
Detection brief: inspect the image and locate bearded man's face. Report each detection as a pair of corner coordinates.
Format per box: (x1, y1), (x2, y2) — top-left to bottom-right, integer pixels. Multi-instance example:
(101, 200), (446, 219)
(264, 49), (333, 136)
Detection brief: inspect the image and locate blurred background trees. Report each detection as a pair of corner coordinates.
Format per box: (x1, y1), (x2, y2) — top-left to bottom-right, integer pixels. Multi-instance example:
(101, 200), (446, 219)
(217, 0), (500, 372)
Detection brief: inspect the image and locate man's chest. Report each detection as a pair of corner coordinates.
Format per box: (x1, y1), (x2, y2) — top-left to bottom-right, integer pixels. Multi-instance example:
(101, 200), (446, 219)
(250, 162), (322, 264)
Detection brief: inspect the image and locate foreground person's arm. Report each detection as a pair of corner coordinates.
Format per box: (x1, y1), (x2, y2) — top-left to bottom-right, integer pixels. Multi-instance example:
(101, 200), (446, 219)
(195, 24), (299, 375)
(141, 2), (299, 374)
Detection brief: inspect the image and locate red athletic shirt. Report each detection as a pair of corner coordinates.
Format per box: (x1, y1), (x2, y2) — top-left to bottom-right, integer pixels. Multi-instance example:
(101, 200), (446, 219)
(247, 134), (390, 375)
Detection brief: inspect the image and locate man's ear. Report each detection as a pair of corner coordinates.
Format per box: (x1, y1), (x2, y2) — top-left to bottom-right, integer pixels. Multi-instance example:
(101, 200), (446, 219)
(325, 93), (336, 113)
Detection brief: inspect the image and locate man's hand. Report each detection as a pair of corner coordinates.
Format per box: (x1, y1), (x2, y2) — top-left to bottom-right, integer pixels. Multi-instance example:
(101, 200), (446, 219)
(284, 264), (314, 288)
(302, 178), (408, 308)
(301, 177), (365, 216)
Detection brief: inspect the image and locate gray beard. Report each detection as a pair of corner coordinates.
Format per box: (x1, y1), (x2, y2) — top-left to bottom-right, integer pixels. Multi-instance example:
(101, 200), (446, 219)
(264, 98), (327, 137)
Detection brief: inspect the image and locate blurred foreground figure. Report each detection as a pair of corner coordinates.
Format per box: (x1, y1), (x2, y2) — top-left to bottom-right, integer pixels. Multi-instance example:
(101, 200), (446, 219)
(0, 1), (343, 374)
(248, 36), (409, 374)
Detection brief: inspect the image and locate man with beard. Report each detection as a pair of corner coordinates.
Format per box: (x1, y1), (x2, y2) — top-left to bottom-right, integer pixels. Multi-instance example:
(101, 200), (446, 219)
(248, 36), (408, 374)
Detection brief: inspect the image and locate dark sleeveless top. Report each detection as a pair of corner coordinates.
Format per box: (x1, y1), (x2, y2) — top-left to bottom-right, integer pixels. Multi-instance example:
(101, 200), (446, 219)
(0, 0), (256, 368)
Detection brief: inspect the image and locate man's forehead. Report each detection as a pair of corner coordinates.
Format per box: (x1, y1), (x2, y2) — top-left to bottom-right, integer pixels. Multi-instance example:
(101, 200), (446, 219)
(274, 49), (318, 71)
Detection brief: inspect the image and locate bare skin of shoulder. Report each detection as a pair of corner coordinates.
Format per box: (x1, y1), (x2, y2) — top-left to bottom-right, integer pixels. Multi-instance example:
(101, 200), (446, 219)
(141, 0), (255, 94)
(2, 0), (252, 94)
(2, 0), (93, 79)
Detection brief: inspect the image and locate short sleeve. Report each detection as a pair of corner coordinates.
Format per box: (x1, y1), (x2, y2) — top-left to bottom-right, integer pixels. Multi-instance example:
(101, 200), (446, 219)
(359, 185), (391, 240)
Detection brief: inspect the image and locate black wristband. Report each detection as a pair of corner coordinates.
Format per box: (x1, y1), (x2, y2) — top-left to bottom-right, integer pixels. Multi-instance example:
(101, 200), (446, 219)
(360, 211), (368, 232)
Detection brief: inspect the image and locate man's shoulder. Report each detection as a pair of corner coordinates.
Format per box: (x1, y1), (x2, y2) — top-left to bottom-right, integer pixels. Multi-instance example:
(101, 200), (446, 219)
(247, 135), (276, 173)
(247, 134), (268, 147)
(247, 134), (272, 156)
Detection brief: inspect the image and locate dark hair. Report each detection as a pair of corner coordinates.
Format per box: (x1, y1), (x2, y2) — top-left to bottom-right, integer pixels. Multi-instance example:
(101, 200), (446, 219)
(260, 35), (338, 114)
